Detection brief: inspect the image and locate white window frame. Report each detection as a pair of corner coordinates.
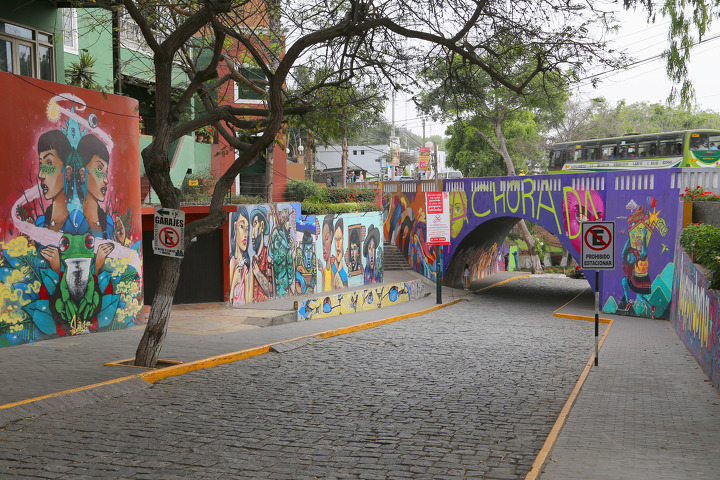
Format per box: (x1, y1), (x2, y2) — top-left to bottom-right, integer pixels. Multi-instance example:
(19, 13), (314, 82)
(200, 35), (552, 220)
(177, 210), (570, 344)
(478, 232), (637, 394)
(62, 8), (78, 55)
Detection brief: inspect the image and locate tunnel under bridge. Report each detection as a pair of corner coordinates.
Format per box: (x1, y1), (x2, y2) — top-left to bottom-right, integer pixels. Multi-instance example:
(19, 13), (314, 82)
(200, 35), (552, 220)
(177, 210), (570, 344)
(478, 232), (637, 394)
(382, 168), (716, 319)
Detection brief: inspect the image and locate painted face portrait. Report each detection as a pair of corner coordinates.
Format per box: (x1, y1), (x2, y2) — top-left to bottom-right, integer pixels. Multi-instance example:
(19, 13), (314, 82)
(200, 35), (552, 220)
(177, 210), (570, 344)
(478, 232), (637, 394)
(450, 192), (468, 238)
(303, 239), (314, 268)
(234, 215), (249, 255)
(350, 241), (360, 269)
(252, 216), (264, 251)
(563, 188), (605, 253)
(322, 224), (332, 260)
(38, 148), (65, 200)
(86, 155), (109, 202)
(334, 226), (343, 261)
(366, 238), (376, 269)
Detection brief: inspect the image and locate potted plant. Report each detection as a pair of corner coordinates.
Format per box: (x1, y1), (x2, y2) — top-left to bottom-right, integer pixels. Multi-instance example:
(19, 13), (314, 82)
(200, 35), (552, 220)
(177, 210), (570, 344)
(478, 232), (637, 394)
(681, 186), (720, 227)
(194, 125), (215, 143)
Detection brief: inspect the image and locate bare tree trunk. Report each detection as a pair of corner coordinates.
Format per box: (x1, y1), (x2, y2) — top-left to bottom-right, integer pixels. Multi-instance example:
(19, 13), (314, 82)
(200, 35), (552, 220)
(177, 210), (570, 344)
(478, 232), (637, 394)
(135, 256), (182, 367)
(342, 134), (348, 187)
(474, 123), (543, 274)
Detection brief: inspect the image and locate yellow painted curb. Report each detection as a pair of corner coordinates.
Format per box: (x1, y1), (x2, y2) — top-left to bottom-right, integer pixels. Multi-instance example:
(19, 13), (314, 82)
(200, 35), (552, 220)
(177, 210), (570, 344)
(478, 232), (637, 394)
(316, 299), (463, 339)
(554, 312), (613, 324)
(140, 346), (271, 383)
(105, 357), (184, 368)
(472, 275), (529, 293)
(0, 374), (144, 411)
(524, 317), (614, 480)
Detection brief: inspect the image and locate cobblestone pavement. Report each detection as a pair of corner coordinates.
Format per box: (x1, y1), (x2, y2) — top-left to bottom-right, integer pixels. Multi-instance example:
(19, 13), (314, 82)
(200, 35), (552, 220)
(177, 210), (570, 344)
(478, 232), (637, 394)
(0, 276), (600, 479)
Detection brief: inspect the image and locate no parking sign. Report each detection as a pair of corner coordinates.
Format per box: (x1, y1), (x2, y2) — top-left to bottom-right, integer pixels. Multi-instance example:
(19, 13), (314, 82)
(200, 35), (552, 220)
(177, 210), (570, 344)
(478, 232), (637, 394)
(153, 207), (185, 258)
(581, 221), (615, 270)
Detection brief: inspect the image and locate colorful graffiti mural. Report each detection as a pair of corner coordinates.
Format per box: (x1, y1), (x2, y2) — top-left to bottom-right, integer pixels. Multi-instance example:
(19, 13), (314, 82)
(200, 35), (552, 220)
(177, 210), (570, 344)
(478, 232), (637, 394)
(671, 247), (720, 389)
(298, 279), (425, 321)
(228, 207), (384, 306)
(0, 74), (143, 347)
(383, 173), (682, 319)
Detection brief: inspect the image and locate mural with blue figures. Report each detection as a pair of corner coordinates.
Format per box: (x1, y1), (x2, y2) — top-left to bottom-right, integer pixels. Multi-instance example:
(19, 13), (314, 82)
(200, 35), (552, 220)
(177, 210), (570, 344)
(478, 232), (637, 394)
(228, 202), (300, 305)
(383, 171), (683, 319)
(298, 279), (424, 321)
(315, 212), (384, 293)
(671, 247), (720, 389)
(228, 207), (383, 306)
(599, 172), (680, 319)
(0, 79), (143, 348)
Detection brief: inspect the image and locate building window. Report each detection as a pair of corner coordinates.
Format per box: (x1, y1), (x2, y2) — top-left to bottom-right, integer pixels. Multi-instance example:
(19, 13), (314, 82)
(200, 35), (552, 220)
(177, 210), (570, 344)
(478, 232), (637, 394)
(361, 150), (365, 155)
(353, 150), (357, 155)
(0, 19), (54, 81)
(234, 64), (266, 104)
(62, 9), (78, 55)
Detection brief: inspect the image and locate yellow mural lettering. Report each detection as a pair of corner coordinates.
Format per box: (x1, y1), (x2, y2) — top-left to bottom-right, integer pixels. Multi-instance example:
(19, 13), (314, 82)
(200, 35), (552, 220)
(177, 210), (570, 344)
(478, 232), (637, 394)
(492, 182), (505, 214)
(537, 183), (562, 233)
(563, 187), (581, 241)
(522, 178), (535, 216)
(471, 190), (491, 217)
(679, 269), (712, 351)
(507, 183), (521, 213)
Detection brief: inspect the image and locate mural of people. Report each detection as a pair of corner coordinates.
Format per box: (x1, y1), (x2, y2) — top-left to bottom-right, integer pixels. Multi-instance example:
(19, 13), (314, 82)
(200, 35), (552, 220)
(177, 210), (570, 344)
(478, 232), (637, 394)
(319, 214), (335, 292)
(0, 85), (142, 347)
(294, 228), (317, 294)
(250, 206), (273, 302)
(270, 206), (295, 298)
(364, 224), (382, 284)
(35, 130), (73, 232)
(562, 187), (605, 253)
(229, 207), (251, 306)
(76, 133), (115, 240)
(347, 226), (363, 274)
(449, 191), (468, 238)
(332, 217), (348, 289)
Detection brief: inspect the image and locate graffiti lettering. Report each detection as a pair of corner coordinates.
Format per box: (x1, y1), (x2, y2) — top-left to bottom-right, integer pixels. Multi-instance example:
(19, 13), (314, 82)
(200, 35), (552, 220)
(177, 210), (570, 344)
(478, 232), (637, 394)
(471, 190), (491, 218)
(679, 269), (712, 350)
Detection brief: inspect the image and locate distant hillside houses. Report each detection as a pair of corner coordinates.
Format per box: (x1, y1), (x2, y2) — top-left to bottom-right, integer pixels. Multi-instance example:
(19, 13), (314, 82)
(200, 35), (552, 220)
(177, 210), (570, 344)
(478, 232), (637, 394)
(315, 144), (390, 180)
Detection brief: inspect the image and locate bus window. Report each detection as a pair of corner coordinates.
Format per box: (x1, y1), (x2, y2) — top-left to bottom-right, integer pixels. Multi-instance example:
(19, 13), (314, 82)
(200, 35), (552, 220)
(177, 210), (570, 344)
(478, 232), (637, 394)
(659, 135), (683, 156)
(637, 139), (657, 158)
(583, 146), (600, 160)
(601, 144), (616, 159)
(573, 147), (583, 162)
(549, 149), (567, 169)
(690, 133), (720, 151)
(617, 145), (628, 159)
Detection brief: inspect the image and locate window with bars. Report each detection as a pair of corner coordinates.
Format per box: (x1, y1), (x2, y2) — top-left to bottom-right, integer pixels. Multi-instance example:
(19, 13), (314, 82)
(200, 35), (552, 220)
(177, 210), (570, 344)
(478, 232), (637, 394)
(62, 9), (78, 55)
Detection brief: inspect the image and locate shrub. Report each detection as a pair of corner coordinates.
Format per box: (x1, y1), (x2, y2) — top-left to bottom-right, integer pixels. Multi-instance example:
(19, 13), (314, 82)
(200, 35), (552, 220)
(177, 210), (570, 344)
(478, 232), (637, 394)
(679, 223), (720, 289)
(681, 186), (720, 202)
(301, 201), (380, 215)
(324, 187), (376, 203)
(286, 179), (326, 202)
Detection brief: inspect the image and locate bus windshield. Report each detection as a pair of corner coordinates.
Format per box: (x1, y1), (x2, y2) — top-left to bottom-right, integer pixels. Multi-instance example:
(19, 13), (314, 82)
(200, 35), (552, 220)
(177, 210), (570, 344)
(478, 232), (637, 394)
(690, 133), (720, 151)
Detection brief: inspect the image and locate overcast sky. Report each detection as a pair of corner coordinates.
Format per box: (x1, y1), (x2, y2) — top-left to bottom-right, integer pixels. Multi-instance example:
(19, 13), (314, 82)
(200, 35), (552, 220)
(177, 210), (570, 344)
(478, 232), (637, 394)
(387, 7), (720, 140)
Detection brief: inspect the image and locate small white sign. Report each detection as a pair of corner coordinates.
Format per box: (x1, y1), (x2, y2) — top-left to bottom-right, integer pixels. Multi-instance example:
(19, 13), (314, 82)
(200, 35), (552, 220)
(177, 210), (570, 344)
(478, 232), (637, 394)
(581, 221), (615, 270)
(425, 192), (450, 246)
(153, 207), (185, 258)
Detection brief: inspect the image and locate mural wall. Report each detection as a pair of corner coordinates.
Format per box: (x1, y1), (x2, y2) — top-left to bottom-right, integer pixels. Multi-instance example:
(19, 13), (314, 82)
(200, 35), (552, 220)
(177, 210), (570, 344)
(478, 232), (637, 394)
(298, 279), (424, 321)
(228, 206), (383, 306)
(383, 172), (683, 319)
(0, 74), (143, 347)
(671, 247), (720, 389)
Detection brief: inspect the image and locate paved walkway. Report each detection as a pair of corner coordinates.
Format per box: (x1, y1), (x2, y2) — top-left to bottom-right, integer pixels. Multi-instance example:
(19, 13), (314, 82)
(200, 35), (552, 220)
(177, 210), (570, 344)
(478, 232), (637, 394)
(1, 270), (719, 479)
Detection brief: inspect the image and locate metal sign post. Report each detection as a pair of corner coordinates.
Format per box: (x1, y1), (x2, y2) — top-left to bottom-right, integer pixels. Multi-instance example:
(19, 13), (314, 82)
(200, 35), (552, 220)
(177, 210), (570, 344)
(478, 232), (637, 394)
(426, 191), (450, 304)
(581, 221), (615, 366)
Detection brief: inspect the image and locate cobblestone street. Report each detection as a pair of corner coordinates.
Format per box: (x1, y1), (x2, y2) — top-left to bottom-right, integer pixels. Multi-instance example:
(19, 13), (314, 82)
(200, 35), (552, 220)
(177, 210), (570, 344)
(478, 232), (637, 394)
(1, 276), (599, 479)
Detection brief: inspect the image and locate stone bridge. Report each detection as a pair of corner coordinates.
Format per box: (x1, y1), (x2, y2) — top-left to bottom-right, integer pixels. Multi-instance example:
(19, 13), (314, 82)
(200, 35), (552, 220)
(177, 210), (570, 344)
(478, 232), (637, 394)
(382, 168), (720, 319)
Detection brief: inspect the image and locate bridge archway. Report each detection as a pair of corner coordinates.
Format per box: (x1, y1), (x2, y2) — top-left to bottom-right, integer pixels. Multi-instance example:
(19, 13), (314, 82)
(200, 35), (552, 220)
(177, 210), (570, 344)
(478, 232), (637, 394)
(383, 169), (688, 319)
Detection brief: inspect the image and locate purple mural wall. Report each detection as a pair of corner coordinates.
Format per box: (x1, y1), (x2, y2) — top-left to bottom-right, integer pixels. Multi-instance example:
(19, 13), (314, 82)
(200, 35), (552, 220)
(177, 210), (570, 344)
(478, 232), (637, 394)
(382, 171), (683, 319)
(671, 247), (720, 388)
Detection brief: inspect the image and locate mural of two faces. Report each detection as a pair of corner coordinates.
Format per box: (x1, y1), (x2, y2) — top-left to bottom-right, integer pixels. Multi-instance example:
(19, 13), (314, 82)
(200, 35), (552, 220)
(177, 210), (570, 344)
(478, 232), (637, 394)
(228, 205), (384, 305)
(383, 172), (682, 319)
(0, 74), (143, 347)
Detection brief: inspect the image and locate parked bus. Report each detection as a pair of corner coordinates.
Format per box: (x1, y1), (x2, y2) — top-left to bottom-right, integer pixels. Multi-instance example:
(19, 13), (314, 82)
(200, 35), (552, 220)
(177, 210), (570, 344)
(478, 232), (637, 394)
(548, 130), (720, 173)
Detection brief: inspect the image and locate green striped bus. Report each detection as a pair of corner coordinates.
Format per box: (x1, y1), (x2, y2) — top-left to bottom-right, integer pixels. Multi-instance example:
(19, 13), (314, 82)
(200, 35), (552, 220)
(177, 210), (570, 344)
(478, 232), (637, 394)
(548, 130), (720, 173)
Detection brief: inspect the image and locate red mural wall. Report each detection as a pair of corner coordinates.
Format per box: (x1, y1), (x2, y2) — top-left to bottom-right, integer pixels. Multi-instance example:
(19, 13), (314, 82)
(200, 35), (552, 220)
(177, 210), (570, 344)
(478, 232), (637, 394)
(0, 73), (143, 347)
